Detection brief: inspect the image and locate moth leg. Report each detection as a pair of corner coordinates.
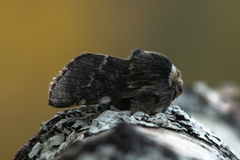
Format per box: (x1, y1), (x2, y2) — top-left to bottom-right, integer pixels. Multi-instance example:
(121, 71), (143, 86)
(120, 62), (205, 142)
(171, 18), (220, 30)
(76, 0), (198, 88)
(130, 92), (173, 115)
(130, 92), (160, 115)
(110, 99), (131, 111)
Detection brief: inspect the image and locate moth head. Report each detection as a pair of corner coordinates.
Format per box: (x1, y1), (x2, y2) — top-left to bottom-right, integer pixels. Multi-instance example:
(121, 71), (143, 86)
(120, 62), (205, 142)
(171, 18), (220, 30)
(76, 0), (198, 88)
(169, 65), (183, 100)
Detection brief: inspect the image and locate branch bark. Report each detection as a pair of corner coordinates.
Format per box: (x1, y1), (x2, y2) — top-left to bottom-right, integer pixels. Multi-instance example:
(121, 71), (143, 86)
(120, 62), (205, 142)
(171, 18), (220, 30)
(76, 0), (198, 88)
(15, 103), (239, 160)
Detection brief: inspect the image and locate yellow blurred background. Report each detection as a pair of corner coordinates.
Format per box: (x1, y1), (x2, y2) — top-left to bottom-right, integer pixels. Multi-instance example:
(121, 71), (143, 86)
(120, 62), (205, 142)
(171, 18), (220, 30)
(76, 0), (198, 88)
(1, 1), (240, 159)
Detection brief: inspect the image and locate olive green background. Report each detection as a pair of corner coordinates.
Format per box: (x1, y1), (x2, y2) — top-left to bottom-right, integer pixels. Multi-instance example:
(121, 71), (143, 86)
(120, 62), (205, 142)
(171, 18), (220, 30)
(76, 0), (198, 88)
(1, 1), (240, 159)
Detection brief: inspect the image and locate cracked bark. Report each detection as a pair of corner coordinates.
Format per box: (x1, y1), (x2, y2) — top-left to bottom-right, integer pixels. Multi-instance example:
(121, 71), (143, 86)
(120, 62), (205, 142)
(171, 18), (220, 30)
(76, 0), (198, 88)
(15, 82), (240, 160)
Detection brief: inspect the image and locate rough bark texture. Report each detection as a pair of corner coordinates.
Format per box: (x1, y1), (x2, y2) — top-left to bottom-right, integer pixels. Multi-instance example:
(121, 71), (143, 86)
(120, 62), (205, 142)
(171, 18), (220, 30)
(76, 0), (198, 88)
(15, 82), (240, 160)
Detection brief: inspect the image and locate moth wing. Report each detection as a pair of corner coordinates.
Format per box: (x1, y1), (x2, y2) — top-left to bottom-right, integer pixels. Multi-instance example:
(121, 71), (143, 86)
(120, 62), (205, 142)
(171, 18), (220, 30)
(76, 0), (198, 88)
(48, 53), (130, 108)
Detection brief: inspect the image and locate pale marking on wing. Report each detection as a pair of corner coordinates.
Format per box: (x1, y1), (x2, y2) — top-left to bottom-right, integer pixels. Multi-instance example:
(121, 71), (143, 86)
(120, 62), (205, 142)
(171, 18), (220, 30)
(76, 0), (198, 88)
(99, 96), (111, 104)
(87, 55), (109, 87)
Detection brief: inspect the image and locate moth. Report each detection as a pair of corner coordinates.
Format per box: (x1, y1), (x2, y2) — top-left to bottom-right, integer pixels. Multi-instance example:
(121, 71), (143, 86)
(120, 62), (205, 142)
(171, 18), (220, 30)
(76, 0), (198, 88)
(48, 49), (183, 114)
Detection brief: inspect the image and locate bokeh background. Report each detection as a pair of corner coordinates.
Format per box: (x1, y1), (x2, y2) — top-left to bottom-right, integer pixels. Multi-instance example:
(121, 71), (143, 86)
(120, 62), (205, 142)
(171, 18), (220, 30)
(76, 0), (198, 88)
(1, 1), (240, 159)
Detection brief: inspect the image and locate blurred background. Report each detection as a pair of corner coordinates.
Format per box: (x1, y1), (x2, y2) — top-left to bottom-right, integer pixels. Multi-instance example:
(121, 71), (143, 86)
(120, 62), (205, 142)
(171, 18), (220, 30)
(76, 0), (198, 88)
(1, 1), (240, 159)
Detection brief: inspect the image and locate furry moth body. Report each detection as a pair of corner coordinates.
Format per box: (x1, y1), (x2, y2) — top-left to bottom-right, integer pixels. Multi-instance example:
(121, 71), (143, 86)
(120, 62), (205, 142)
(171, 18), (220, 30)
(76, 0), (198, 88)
(48, 49), (183, 114)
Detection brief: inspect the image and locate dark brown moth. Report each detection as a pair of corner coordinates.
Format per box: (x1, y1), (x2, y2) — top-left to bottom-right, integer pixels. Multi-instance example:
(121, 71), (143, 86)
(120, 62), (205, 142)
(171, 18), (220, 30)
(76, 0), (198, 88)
(48, 49), (183, 114)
